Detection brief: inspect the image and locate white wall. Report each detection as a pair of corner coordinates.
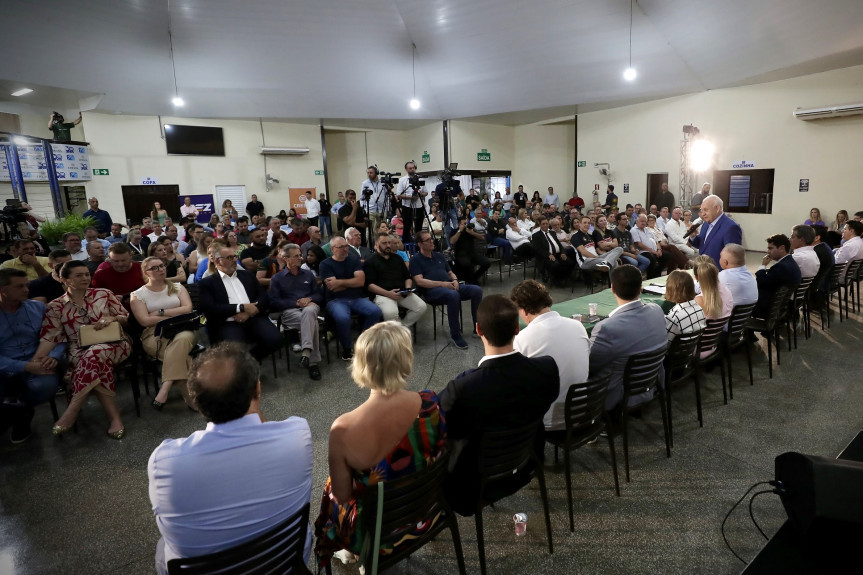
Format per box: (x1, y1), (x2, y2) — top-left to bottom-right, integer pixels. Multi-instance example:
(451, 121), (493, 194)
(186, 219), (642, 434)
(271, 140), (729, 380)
(514, 123), (575, 199)
(448, 120), (514, 171)
(577, 64), (863, 249)
(405, 121), (445, 172)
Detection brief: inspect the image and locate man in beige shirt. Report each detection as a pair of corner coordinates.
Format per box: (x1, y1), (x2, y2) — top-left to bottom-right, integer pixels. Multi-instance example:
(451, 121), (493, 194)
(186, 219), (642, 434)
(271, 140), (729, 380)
(0, 239), (50, 281)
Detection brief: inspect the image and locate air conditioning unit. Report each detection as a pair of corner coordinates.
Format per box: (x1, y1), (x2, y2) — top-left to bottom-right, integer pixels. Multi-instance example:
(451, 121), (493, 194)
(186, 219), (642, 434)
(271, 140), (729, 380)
(260, 146), (310, 155)
(793, 103), (863, 121)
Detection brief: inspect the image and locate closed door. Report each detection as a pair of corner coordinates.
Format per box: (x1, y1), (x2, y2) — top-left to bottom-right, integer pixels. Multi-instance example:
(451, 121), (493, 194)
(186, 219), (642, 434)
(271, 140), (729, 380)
(122, 185), (180, 225)
(646, 173), (668, 208)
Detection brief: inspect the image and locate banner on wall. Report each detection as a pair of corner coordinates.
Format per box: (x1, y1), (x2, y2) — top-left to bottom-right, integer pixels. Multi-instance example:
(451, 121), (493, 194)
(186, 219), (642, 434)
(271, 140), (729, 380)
(289, 188), (315, 217)
(187, 194), (215, 224)
(0, 142), (92, 182)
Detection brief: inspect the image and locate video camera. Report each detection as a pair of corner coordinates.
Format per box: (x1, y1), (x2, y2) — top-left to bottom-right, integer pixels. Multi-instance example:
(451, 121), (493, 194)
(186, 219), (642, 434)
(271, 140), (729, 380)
(51, 111), (64, 124)
(0, 199), (29, 226)
(408, 173), (426, 189)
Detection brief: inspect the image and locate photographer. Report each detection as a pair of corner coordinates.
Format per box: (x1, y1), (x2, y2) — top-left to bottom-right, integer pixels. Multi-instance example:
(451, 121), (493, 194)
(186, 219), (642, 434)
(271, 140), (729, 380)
(435, 169), (462, 249)
(48, 111), (82, 142)
(338, 190), (368, 246)
(396, 161), (428, 242)
(450, 215), (490, 285)
(360, 166), (387, 239)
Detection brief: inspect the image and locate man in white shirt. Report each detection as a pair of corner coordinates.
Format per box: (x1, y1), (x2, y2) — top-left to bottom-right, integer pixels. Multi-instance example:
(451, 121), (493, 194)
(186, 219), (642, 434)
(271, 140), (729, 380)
(718, 243), (758, 305)
(511, 280), (589, 430)
(506, 217), (536, 259)
(834, 220), (863, 280)
(81, 226), (110, 252)
(656, 206), (671, 232)
(501, 187), (514, 216)
(630, 214), (671, 279)
(544, 186), (560, 210)
(663, 207), (697, 258)
(266, 216), (283, 246)
(396, 161), (428, 242)
(148, 344), (313, 575)
(63, 232), (88, 261)
(469, 209), (488, 234)
(361, 166), (387, 236)
(789, 225), (820, 279)
(180, 196), (199, 219)
(302, 190), (320, 227)
(148, 223), (165, 243)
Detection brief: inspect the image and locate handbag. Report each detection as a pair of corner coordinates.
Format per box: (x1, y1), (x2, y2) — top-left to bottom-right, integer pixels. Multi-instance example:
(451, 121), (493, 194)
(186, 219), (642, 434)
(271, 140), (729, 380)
(154, 312), (205, 340)
(79, 322), (124, 347)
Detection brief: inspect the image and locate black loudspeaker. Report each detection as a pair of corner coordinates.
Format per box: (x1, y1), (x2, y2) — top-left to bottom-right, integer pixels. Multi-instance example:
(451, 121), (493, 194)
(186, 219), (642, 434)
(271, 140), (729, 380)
(775, 451), (863, 536)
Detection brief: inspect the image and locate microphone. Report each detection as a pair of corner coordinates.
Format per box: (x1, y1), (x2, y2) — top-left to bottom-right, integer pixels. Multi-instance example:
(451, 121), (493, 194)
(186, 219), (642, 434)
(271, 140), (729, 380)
(684, 218), (702, 239)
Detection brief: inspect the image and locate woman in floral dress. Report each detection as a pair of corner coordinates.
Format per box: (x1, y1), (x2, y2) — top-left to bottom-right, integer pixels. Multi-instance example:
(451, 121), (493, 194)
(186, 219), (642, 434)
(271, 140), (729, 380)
(36, 261), (132, 439)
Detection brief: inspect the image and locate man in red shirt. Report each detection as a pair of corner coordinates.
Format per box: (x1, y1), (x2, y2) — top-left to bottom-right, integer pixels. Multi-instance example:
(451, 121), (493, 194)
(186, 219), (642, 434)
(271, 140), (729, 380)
(286, 218), (310, 246)
(567, 191), (585, 210)
(92, 243), (144, 308)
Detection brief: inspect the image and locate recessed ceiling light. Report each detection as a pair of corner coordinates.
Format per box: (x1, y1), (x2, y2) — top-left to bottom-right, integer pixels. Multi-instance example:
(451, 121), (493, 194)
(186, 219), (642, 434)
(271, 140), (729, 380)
(11, 88), (33, 97)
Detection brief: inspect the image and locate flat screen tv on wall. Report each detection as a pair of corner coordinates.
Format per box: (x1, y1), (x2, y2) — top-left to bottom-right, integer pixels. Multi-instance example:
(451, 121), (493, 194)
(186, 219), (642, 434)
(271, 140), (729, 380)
(164, 124), (225, 156)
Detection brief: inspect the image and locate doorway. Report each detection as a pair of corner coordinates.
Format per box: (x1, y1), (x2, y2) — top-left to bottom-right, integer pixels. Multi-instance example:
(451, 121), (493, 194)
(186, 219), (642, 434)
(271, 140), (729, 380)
(122, 185), (180, 225)
(645, 173), (669, 209)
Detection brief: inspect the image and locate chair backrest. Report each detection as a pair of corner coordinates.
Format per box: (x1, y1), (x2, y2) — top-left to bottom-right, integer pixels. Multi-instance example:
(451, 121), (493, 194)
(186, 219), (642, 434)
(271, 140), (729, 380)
(665, 329), (703, 376)
(185, 282), (201, 311)
(477, 420), (543, 484)
(846, 260), (863, 284)
(361, 453), (451, 556)
(562, 373), (612, 432)
(167, 502), (310, 575)
(403, 242), (418, 256)
(726, 302), (757, 342)
(622, 346), (667, 397)
(793, 276), (814, 304)
(696, 317), (728, 359)
(830, 262), (849, 287)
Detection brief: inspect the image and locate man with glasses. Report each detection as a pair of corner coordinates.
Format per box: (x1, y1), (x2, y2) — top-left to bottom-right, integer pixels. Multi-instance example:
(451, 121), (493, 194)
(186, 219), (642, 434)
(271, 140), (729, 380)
(319, 237), (382, 361)
(269, 244), (323, 380)
(198, 245), (281, 362)
(687, 195), (742, 265)
(410, 230), (483, 350)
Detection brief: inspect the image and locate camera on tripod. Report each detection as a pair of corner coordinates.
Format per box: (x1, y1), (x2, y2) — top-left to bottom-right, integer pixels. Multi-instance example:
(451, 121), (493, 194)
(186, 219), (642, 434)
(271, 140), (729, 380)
(0, 199), (29, 225)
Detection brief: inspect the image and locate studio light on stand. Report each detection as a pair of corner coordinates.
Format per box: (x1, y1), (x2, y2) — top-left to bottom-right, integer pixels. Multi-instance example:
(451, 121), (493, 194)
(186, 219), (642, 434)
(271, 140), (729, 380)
(690, 139), (715, 173)
(409, 43), (420, 110)
(623, 0), (636, 82)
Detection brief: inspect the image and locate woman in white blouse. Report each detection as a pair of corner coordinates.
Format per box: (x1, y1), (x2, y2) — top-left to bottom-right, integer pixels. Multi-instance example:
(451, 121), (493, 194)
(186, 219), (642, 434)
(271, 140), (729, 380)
(664, 270), (706, 342)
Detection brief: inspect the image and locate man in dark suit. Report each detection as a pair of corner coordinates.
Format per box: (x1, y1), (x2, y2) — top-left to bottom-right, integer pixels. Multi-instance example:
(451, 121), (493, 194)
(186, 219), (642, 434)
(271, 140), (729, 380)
(589, 265), (668, 411)
(439, 294), (559, 515)
(531, 215), (576, 283)
(687, 195), (742, 265)
(198, 244), (281, 361)
(753, 233), (802, 319)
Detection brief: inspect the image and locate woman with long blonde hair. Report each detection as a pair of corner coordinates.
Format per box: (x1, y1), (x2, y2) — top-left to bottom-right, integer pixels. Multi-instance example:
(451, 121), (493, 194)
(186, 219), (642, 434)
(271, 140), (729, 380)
(694, 257), (733, 320)
(130, 256), (197, 410)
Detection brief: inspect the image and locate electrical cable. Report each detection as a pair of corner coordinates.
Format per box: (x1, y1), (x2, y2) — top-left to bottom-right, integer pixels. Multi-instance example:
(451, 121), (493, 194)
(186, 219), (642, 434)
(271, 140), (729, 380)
(425, 340), (451, 388)
(748, 489), (777, 540)
(721, 481), (772, 564)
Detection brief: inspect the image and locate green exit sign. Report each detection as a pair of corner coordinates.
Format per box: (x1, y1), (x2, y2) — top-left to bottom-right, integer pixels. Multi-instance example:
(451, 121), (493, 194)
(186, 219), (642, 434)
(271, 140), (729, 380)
(577, 161), (586, 168)
(314, 170), (324, 175)
(93, 168), (109, 175)
(477, 148), (491, 162)
(421, 151), (430, 163)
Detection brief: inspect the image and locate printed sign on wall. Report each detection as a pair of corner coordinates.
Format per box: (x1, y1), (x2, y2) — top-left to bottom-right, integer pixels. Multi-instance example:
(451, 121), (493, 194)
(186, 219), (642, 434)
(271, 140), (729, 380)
(187, 194), (215, 224)
(1, 143), (92, 182)
(289, 187), (316, 217)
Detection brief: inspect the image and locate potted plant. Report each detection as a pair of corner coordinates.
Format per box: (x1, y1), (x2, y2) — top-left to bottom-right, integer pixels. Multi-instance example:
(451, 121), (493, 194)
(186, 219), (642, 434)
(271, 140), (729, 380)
(38, 214), (98, 247)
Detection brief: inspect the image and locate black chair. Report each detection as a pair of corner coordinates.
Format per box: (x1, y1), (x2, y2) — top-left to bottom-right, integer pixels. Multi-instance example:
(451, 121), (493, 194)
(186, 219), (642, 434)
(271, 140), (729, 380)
(746, 285), (796, 379)
(545, 375), (620, 533)
(271, 312), (331, 374)
(663, 329), (704, 449)
(843, 260), (863, 315)
(851, 259), (863, 314)
(473, 420), (553, 575)
(357, 453), (466, 575)
(483, 243), (505, 284)
(808, 260), (832, 331)
(167, 502), (311, 574)
(825, 262), (850, 326)
(787, 276), (814, 348)
(691, 317), (729, 427)
(617, 346), (669, 483)
(427, 299), (463, 341)
(722, 302), (757, 397)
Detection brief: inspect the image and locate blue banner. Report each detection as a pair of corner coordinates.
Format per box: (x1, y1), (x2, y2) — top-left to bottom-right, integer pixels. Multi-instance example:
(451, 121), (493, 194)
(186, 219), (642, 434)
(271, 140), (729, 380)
(186, 194), (215, 224)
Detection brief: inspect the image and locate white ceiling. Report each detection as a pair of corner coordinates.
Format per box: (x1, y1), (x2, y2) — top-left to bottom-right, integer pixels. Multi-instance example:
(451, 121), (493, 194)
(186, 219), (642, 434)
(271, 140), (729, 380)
(2, 0), (863, 125)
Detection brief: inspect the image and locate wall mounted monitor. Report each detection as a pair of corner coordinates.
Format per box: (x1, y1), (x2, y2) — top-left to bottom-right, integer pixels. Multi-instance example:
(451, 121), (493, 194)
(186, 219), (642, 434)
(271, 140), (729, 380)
(164, 124), (225, 156)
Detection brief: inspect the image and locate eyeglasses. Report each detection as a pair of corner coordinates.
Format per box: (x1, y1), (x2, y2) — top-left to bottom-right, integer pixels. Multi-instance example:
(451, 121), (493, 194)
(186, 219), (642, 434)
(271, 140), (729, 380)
(332, 244), (349, 249)
(146, 264), (167, 272)
(420, 237), (435, 243)
(217, 255), (238, 260)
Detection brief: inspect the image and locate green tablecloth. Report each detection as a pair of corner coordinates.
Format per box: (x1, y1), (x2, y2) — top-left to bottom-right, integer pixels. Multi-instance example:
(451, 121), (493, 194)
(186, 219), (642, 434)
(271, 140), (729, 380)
(528, 275), (676, 334)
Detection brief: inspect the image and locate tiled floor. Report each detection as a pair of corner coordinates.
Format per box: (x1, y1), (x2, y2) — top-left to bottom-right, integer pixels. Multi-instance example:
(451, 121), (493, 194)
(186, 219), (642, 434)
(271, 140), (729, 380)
(2, 253), (860, 575)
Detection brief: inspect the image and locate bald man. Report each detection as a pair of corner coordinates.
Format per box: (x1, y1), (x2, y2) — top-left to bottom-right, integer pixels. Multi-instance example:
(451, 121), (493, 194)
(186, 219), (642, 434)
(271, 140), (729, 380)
(688, 196), (742, 265)
(718, 243), (758, 306)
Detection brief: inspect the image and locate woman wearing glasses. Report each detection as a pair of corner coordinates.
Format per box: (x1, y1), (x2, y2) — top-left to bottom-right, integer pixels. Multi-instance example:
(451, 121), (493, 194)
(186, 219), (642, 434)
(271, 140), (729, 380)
(130, 256), (197, 411)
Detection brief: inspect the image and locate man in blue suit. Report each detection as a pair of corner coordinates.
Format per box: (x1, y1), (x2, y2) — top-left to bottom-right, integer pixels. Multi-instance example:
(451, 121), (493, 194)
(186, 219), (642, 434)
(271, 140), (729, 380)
(198, 245), (281, 361)
(688, 196), (742, 264)
(588, 265), (667, 411)
(753, 233), (802, 319)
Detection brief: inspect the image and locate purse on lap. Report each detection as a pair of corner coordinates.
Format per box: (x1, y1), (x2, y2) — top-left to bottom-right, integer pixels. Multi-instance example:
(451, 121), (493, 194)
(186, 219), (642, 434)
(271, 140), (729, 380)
(79, 322), (124, 347)
(154, 312), (205, 340)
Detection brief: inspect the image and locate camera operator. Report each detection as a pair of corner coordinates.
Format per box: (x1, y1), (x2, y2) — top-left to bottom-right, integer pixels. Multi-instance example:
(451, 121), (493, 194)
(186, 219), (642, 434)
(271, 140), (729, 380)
(48, 111), (82, 142)
(435, 169), (462, 250)
(361, 166), (387, 241)
(449, 215), (490, 285)
(396, 161), (428, 243)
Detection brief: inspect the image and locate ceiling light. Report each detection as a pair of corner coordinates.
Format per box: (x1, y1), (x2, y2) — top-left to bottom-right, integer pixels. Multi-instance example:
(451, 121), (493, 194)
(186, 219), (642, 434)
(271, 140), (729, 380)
(10, 88), (33, 97)
(167, 0), (184, 108)
(409, 43), (420, 111)
(172, 96), (184, 107)
(623, 0), (636, 82)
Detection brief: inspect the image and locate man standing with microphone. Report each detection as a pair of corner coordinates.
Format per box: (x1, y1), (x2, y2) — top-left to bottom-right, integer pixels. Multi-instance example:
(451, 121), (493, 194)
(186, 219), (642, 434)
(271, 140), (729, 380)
(396, 161), (427, 243)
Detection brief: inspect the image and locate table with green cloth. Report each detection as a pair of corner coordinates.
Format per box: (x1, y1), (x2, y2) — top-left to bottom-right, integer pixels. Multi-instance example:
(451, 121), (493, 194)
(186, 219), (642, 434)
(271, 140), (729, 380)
(530, 275), (677, 334)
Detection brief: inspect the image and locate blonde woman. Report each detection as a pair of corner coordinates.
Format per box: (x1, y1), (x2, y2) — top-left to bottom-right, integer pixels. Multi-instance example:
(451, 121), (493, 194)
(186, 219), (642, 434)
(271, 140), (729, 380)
(664, 270), (706, 342)
(694, 258), (733, 320)
(314, 322), (446, 568)
(131, 256), (197, 410)
(516, 208), (534, 232)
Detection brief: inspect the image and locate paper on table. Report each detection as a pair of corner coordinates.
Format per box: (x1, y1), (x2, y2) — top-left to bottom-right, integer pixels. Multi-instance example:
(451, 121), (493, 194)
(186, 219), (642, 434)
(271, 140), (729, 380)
(643, 284), (666, 296)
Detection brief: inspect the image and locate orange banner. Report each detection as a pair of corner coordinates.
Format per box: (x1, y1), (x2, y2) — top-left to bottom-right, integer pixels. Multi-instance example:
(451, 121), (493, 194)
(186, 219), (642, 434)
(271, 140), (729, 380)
(288, 187), (316, 217)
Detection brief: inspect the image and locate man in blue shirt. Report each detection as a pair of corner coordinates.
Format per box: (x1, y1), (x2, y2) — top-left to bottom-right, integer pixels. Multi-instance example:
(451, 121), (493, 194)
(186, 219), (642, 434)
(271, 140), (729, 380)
(269, 243), (324, 380)
(148, 343), (313, 575)
(81, 197), (114, 237)
(410, 230), (483, 349)
(0, 269), (64, 443)
(319, 236), (382, 360)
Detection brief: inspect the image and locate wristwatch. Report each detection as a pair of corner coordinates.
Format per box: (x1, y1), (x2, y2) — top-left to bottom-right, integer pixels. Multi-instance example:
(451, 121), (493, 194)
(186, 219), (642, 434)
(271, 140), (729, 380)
(158, 309), (165, 317)
(238, 304), (245, 313)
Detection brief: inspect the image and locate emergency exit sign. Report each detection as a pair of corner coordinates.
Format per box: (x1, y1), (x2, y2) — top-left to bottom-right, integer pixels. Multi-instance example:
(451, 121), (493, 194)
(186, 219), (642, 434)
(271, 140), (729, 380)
(577, 161), (586, 167)
(314, 170), (324, 175)
(421, 151), (430, 163)
(477, 149), (491, 162)
(93, 168), (109, 175)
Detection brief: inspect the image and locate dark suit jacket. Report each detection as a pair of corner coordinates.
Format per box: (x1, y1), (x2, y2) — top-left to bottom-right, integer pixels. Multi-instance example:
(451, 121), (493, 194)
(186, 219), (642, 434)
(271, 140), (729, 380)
(198, 269), (268, 338)
(754, 254), (802, 317)
(530, 229), (565, 261)
(439, 352), (559, 514)
(688, 213), (742, 264)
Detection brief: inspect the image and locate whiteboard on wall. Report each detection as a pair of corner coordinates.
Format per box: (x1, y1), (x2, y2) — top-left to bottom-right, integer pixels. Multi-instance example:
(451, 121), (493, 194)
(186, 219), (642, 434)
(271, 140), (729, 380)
(215, 185), (246, 217)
